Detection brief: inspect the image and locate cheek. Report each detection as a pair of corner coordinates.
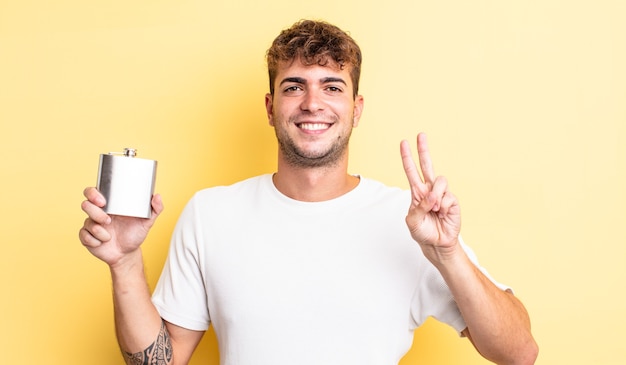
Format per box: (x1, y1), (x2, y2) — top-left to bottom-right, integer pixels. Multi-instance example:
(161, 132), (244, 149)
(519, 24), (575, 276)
(329, 97), (354, 113)
(334, 104), (355, 122)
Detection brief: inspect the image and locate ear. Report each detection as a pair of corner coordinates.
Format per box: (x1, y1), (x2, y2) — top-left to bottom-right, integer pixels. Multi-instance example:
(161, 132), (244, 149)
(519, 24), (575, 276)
(265, 93), (274, 126)
(352, 95), (364, 127)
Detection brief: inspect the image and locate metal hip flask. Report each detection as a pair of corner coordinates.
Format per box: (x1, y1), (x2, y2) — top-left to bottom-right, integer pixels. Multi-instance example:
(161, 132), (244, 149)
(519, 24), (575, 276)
(96, 148), (157, 218)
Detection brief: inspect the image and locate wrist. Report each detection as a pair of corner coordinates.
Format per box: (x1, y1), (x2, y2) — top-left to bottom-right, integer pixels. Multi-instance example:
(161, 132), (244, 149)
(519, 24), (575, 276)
(422, 237), (463, 265)
(109, 249), (144, 277)
(430, 246), (479, 291)
(425, 240), (477, 281)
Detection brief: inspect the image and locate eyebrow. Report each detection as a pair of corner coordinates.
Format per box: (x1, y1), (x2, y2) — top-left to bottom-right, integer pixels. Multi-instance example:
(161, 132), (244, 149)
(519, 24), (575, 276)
(279, 77), (347, 86)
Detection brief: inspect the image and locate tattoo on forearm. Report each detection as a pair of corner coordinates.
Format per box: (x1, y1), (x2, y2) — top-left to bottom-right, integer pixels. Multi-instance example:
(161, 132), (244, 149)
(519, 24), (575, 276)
(123, 321), (173, 365)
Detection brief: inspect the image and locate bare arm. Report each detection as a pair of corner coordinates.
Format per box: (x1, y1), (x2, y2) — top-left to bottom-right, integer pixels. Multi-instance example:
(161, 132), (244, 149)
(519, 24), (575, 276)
(400, 134), (538, 364)
(441, 249), (537, 364)
(80, 188), (204, 364)
(111, 251), (204, 365)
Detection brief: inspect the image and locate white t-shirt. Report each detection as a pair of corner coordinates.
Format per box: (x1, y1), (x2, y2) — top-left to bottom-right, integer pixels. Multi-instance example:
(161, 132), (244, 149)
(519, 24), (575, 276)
(152, 174), (508, 365)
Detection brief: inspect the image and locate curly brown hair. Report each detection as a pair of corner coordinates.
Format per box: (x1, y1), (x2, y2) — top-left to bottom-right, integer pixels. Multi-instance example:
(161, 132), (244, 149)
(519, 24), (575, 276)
(266, 19), (362, 98)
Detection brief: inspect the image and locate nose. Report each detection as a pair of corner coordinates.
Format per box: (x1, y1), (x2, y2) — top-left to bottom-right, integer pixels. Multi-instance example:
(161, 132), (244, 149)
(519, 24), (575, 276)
(300, 90), (324, 112)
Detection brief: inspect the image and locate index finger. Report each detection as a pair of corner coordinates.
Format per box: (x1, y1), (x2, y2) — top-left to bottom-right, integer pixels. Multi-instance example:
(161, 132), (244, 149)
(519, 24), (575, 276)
(400, 139), (423, 187)
(81, 187), (110, 225)
(417, 133), (435, 183)
(83, 187), (106, 207)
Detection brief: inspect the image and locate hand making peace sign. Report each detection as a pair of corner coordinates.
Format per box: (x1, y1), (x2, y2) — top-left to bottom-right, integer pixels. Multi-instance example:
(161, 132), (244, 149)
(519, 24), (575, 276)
(400, 133), (462, 264)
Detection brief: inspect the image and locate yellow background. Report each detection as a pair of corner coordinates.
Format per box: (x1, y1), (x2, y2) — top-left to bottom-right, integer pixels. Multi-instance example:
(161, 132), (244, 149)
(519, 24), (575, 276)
(1, 0), (625, 364)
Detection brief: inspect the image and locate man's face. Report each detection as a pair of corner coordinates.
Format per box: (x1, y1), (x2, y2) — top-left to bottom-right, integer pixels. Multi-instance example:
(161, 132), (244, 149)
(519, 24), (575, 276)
(265, 58), (364, 168)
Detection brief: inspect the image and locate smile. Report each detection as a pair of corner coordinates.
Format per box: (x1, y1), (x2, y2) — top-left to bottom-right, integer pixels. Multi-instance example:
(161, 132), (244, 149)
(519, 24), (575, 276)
(297, 122), (331, 131)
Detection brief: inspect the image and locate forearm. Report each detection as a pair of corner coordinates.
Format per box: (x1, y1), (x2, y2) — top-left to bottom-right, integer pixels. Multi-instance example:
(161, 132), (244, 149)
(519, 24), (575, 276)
(436, 250), (538, 364)
(110, 249), (172, 364)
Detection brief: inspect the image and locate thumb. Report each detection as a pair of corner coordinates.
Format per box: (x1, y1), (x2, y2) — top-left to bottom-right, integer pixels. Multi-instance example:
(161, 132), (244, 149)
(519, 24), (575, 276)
(407, 191), (436, 228)
(142, 194), (164, 227)
(150, 194), (164, 219)
(418, 191), (437, 214)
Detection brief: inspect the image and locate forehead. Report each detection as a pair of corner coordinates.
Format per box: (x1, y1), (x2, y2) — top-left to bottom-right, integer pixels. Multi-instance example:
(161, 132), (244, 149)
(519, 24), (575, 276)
(275, 58), (354, 85)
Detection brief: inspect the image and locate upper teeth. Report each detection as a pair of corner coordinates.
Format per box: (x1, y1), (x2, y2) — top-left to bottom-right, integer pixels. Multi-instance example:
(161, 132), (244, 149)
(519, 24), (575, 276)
(299, 123), (329, 130)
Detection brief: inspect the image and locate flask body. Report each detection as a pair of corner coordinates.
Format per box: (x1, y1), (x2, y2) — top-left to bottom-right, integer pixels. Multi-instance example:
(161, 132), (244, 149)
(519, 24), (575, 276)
(97, 151), (157, 218)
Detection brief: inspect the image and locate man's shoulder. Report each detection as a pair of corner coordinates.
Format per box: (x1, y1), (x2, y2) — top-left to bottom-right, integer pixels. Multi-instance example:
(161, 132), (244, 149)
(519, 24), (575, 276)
(350, 176), (410, 211)
(197, 174), (269, 193)
(357, 176), (408, 196)
(190, 174), (271, 202)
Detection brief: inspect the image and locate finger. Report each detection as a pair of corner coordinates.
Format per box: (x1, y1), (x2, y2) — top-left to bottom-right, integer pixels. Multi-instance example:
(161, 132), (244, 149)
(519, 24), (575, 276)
(406, 192), (435, 236)
(430, 176), (448, 212)
(437, 190), (458, 218)
(407, 190), (438, 230)
(400, 140), (427, 198)
(140, 194), (164, 227)
(82, 218), (112, 243)
(83, 187), (106, 207)
(81, 199), (111, 225)
(151, 194), (164, 216)
(417, 133), (436, 184)
(79, 227), (103, 248)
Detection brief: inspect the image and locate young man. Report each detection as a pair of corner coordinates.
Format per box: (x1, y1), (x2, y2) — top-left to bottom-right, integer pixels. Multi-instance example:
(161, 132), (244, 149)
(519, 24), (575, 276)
(79, 20), (538, 365)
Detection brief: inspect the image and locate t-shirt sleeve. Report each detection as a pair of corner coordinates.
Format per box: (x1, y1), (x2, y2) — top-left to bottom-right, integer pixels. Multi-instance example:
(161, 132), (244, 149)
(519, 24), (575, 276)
(152, 195), (211, 331)
(410, 235), (511, 335)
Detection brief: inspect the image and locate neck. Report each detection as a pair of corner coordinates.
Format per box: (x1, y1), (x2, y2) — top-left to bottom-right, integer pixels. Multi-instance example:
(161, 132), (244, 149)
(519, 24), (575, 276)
(273, 156), (359, 202)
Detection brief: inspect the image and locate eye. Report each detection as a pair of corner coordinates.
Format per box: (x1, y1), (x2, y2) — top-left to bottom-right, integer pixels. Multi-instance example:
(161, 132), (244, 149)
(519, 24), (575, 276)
(283, 85), (303, 93)
(325, 85), (343, 93)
